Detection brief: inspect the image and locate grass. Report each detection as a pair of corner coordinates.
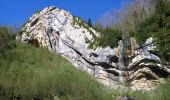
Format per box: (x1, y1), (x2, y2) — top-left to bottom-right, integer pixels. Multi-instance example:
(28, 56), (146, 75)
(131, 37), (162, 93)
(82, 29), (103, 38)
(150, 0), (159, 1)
(129, 78), (170, 100)
(0, 40), (114, 100)
(106, 78), (170, 100)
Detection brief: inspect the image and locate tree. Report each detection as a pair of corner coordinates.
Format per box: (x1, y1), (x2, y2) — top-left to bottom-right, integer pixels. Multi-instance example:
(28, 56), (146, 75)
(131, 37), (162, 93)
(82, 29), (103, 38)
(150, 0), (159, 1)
(95, 0), (156, 35)
(137, 0), (170, 61)
(154, 0), (170, 61)
(0, 26), (14, 47)
(87, 18), (92, 27)
(88, 27), (122, 49)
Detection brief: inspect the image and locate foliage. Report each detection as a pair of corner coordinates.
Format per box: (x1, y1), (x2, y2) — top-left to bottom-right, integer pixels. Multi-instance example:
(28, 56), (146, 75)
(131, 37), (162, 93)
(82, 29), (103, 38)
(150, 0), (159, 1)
(0, 40), (114, 100)
(154, 0), (170, 61)
(136, 0), (170, 61)
(136, 17), (156, 45)
(89, 27), (122, 49)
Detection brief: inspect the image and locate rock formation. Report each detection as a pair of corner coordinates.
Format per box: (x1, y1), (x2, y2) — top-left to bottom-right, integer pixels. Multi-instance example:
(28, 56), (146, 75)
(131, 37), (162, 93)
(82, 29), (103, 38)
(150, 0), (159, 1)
(16, 6), (170, 90)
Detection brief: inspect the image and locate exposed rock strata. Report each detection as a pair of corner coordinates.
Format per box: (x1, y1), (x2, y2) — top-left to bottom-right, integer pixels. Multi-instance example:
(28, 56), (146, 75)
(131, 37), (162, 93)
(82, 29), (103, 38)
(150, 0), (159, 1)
(16, 6), (170, 90)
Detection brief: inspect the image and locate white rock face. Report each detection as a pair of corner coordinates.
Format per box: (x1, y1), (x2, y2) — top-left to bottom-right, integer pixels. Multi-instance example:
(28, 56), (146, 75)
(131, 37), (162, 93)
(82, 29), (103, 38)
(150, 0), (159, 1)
(16, 6), (170, 91)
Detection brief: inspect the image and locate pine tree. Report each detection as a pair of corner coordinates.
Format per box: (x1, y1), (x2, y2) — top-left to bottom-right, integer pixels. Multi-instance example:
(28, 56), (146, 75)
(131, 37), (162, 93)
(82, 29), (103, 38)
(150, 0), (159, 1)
(88, 18), (92, 27)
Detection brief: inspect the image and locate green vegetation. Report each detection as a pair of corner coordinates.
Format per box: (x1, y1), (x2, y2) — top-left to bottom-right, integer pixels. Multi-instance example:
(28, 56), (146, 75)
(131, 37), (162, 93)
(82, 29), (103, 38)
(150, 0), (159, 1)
(136, 0), (170, 61)
(0, 27), (13, 39)
(72, 16), (89, 29)
(0, 27), (114, 100)
(89, 27), (122, 49)
(130, 78), (170, 100)
(0, 26), (15, 50)
(107, 78), (170, 100)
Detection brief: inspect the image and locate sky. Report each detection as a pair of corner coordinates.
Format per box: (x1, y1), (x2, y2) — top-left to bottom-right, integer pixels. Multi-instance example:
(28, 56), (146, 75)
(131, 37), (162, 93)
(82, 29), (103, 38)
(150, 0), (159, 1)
(0, 0), (129, 26)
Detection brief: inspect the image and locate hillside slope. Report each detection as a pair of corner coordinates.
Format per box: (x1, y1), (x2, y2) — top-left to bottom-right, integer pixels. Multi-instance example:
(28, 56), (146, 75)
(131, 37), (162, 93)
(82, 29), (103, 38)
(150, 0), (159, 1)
(0, 40), (113, 100)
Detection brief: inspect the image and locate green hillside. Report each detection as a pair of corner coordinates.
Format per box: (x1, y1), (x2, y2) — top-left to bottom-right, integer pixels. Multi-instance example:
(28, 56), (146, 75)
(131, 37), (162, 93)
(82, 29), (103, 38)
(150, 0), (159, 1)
(0, 27), (113, 100)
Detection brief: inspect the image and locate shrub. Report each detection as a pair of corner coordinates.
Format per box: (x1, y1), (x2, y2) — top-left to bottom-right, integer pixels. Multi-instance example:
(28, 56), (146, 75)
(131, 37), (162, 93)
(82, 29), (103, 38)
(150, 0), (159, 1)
(0, 26), (14, 47)
(89, 27), (122, 49)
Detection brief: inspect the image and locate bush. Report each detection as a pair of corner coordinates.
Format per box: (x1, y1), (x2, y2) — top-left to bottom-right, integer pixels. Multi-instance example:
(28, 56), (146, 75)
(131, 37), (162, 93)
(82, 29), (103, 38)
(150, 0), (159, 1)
(89, 27), (122, 49)
(136, 17), (156, 45)
(0, 26), (14, 47)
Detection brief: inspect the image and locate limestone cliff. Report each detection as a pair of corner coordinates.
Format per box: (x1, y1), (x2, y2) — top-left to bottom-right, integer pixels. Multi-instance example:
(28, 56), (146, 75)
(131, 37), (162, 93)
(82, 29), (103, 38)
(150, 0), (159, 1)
(16, 6), (170, 91)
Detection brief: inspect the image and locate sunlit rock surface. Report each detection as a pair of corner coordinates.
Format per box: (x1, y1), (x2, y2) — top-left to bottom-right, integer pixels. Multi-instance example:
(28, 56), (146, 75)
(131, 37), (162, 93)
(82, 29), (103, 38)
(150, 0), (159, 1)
(16, 6), (170, 91)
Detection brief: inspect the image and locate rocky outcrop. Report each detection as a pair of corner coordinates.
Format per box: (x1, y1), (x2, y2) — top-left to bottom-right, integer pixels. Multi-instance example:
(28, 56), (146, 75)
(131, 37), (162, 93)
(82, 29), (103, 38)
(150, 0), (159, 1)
(16, 6), (170, 91)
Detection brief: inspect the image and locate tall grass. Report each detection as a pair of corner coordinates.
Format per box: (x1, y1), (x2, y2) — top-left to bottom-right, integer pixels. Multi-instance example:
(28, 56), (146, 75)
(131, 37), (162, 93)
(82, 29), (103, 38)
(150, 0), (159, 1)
(129, 78), (170, 100)
(0, 40), (113, 100)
